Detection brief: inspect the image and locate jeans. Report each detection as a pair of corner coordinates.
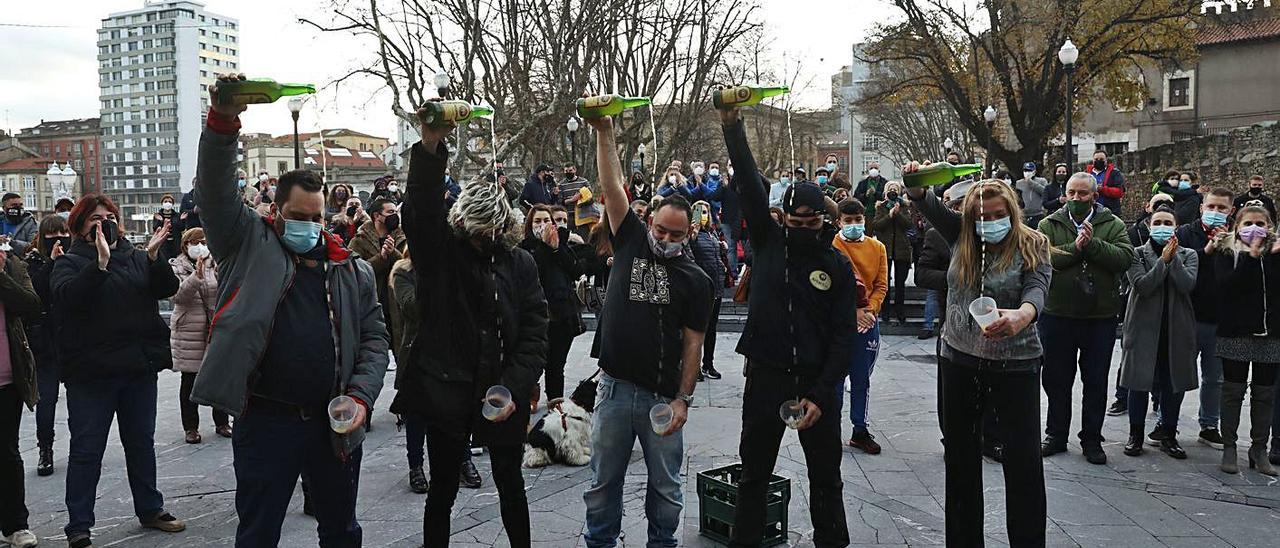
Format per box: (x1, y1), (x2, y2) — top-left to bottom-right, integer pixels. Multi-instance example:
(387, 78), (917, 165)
(545, 320), (578, 400)
(64, 373), (165, 539)
(730, 365), (847, 547)
(0, 385), (30, 537)
(1195, 322), (1222, 429)
(584, 375), (684, 548)
(35, 354), (58, 450)
(721, 223), (741, 278)
(1127, 354), (1185, 431)
(922, 290), (939, 331)
(233, 403), (362, 548)
(179, 372), (229, 432)
(423, 429), (528, 548)
(703, 298), (722, 370)
(1039, 314), (1117, 443)
(841, 323), (881, 430)
(940, 357), (1046, 547)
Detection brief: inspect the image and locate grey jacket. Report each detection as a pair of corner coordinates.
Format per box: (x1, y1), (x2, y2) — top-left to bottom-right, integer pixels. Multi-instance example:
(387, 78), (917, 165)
(1119, 243), (1199, 392)
(1016, 177), (1048, 216)
(6, 213), (37, 257)
(190, 126), (390, 454)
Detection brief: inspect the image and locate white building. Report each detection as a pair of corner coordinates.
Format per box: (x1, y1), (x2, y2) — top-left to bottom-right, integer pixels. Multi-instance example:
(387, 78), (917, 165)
(97, 0), (239, 232)
(834, 44), (901, 183)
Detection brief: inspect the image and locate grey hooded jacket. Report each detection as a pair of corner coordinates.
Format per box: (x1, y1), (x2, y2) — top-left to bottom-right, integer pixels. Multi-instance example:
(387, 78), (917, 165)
(189, 123), (389, 454)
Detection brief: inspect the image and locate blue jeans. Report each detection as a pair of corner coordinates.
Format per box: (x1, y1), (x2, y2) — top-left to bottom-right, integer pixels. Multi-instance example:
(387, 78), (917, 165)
(64, 373), (164, 539)
(841, 323), (881, 430)
(922, 290), (939, 331)
(583, 375), (684, 548)
(1195, 322), (1222, 429)
(233, 404), (363, 548)
(35, 356), (59, 449)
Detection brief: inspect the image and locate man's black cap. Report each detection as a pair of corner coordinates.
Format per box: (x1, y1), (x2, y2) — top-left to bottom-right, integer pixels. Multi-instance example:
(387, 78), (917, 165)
(782, 182), (826, 216)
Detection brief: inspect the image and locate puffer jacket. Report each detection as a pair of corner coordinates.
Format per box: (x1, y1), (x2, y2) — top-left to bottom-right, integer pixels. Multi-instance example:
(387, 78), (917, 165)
(169, 254), (217, 373)
(870, 200), (914, 262)
(191, 116), (389, 457)
(4, 213), (38, 257)
(1211, 231), (1280, 339)
(388, 258), (417, 387)
(0, 256), (41, 408)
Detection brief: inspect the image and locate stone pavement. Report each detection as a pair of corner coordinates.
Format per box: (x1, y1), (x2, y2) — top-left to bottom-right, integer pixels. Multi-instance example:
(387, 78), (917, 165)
(14, 334), (1280, 547)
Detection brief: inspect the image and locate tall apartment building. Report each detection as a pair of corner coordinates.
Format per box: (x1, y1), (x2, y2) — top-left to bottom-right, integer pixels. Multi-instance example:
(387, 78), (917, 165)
(97, 0), (239, 233)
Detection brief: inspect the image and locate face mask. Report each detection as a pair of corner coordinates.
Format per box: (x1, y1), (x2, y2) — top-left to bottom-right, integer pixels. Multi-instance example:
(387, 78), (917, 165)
(826, 162), (837, 172)
(1149, 225), (1175, 244)
(646, 230), (683, 258)
(1055, 173), (1067, 182)
(667, 175), (677, 185)
(346, 206), (358, 217)
(388, 184), (399, 193)
(5, 207), (22, 219)
(334, 190), (348, 200)
(886, 191), (900, 202)
(728, 167), (735, 177)
(1093, 159), (1106, 170)
(1023, 171), (1035, 180)
(384, 214), (401, 232)
(268, 185), (277, 194)
(1202, 210), (1228, 227)
(868, 169), (880, 178)
(976, 217), (1012, 244)
(1178, 180), (1191, 190)
(1067, 199), (1093, 218)
(97, 219), (119, 245)
(708, 168), (720, 177)
(1239, 225), (1270, 245)
(56, 211), (70, 219)
(542, 174), (555, 185)
(780, 176), (791, 186)
(162, 202), (174, 211)
(556, 220), (568, 229)
(785, 226), (824, 252)
(237, 178), (247, 189)
(258, 174), (268, 182)
(187, 243), (210, 260)
(564, 172), (576, 180)
(693, 166), (705, 176)
(281, 219), (322, 253)
(816, 175), (829, 185)
(840, 223), (864, 240)
(1249, 187), (1263, 196)
(533, 223), (548, 239)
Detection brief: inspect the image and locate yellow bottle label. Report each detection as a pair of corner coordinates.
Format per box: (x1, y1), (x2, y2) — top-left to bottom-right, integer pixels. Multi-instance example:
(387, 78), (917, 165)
(442, 103), (472, 121)
(582, 95), (614, 109)
(720, 87), (752, 105)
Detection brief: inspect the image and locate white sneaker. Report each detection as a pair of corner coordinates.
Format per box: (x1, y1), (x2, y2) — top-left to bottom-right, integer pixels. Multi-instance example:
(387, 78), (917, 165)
(3, 529), (38, 548)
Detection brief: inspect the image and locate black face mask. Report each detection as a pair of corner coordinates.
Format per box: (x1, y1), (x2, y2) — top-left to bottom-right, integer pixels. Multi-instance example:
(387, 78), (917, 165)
(5, 207), (22, 220)
(42, 236), (72, 254)
(564, 173), (576, 180)
(542, 174), (555, 185)
(384, 214), (400, 232)
(1055, 173), (1067, 183)
(1093, 159), (1107, 170)
(1249, 187), (1263, 196)
(346, 206), (358, 217)
(96, 219), (119, 245)
(785, 225), (824, 254)
(886, 191), (900, 201)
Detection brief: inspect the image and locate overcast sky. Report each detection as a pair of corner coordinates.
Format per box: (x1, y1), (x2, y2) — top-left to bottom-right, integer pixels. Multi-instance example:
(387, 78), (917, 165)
(2, 0), (897, 143)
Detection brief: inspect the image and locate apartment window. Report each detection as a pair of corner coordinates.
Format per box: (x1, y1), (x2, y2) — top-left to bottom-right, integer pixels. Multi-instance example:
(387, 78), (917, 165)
(22, 176), (35, 191)
(74, 143), (83, 154)
(862, 134), (879, 151)
(278, 161), (289, 174)
(73, 159), (83, 170)
(199, 29), (206, 36)
(54, 144), (61, 155)
(1163, 70), (1196, 112)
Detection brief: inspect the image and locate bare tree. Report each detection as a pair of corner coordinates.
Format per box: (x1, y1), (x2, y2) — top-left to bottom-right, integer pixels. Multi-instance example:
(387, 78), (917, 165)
(859, 62), (975, 167)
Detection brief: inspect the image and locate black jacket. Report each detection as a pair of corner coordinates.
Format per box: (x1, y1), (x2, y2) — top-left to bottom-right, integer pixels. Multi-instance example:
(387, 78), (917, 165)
(723, 119), (858, 413)
(519, 228), (584, 329)
(1211, 235), (1280, 339)
(394, 141), (548, 445)
(1174, 222), (1220, 324)
(50, 240), (178, 382)
(915, 228), (950, 306)
(1042, 180), (1065, 214)
(1234, 192), (1278, 222)
(22, 251), (58, 364)
(1154, 182), (1202, 226)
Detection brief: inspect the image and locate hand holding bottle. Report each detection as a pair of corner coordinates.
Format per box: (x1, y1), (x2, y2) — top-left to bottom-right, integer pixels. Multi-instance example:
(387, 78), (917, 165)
(209, 73), (248, 119)
(416, 99), (456, 153)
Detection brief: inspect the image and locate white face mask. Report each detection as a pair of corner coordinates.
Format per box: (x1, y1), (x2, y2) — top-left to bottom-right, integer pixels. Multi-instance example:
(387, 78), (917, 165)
(162, 202), (174, 211)
(693, 166), (705, 176)
(868, 168), (880, 177)
(187, 243), (209, 260)
(728, 167), (735, 177)
(388, 184), (399, 193)
(708, 168), (720, 177)
(258, 174), (268, 182)
(1023, 171), (1035, 180)
(667, 175), (677, 185)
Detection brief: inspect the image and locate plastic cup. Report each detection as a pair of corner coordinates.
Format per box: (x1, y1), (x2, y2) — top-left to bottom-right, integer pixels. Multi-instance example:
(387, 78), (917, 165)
(779, 399), (804, 429)
(482, 385), (513, 421)
(650, 403), (674, 435)
(968, 296), (1000, 329)
(327, 395), (358, 434)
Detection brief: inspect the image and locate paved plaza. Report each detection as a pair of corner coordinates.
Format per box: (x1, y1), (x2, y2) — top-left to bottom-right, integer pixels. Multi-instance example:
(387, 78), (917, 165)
(14, 334), (1280, 547)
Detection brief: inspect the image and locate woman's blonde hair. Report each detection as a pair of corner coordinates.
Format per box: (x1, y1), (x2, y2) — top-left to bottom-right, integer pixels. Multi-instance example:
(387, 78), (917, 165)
(952, 180), (1050, 289)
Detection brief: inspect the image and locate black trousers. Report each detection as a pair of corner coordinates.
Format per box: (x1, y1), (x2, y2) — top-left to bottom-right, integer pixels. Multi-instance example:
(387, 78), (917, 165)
(703, 297), (722, 370)
(423, 428), (528, 548)
(884, 258), (911, 320)
(179, 372), (229, 432)
(940, 356), (1046, 547)
(544, 320), (577, 400)
(0, 385), (29, 537)
(730, 365), (848, 547)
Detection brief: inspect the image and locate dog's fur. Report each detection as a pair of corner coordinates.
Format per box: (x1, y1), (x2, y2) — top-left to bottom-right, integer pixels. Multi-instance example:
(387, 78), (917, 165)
(522, 378), (598, 468)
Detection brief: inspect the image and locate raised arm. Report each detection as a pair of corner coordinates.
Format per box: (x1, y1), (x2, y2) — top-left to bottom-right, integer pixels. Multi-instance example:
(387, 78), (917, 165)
(198, 75), (256, 262)
(720, 108), (772, 247)
(910, 187), (962, 243)
(402, 105), (456, 274)
(583, 115), (629, 236)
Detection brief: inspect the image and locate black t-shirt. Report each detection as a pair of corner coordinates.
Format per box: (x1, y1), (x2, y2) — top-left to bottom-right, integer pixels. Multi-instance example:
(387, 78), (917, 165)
(253, 261), (337, 409)
(597, 210), (712, 397)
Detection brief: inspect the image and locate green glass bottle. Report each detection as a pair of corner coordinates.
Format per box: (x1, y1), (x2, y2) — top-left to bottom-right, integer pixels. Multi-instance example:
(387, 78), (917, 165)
(417, 101), (495, 127)
(712, 85), (790, 109)
(213, 78), (316, 106)
(902, 162), (984, 188)
(576, 95), (651, 118)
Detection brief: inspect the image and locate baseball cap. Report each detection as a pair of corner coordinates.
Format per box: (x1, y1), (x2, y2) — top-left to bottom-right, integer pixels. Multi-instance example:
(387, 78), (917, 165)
(535, 163), (552, 174)
(1022, 162), (1037, 172)
(781, 182), (826, 216)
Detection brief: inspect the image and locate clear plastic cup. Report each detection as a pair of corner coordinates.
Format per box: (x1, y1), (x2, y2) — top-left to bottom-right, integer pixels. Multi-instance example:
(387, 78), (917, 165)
(482, 385), (513, 421)
(779, 399), (804, 429)
(327, 395), (358, 434)
(650, 402), (674, 435)
(968, 296), (1000, 329)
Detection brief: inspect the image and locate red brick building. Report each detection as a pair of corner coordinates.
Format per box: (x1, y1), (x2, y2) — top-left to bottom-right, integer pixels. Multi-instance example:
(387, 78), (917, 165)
(17, 118), (102, 195)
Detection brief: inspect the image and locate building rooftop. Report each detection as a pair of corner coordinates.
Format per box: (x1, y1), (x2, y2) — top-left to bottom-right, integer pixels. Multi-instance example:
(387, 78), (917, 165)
(0, 157), (53, 172)
(303, 147), (387, 169)
(1197, 16), (1280, 46)
(18, 118), (101, 138)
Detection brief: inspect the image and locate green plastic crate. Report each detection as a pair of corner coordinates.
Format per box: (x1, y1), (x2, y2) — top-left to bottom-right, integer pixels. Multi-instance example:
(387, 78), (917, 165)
(696, 463), (790, 546)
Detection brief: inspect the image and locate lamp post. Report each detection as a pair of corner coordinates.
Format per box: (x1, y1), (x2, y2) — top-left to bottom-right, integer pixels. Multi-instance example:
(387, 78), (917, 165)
(566, 117), (579, 170)
(983, 106), (997, 178)
(638, 143), (646, 179)
(943, 137), (954, 158)
(46, 163), (63, 205)
(1058, 38), (1079, 170)
(434, 72), (450, 99)
(288, 97), (303, 170)
(61, 162), (77, 197)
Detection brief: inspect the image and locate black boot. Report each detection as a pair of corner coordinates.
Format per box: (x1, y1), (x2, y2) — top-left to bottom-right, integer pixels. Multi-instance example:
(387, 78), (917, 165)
(37, 446), (53, 476)
(460, 459), (483, 489)
(1124, 425), (1144, 457)
(1158, 429), (1187, 460)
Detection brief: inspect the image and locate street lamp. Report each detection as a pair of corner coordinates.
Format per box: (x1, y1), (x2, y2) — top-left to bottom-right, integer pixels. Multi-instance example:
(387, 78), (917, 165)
(60, 162), (77, 197)
(288, 97), (303, 170)
(46, 163), (63, 203)
(1058, 38), (1079, 170)
(638, 143), (646, 175)
(983, 106), (997, 178)
(943, 137), (954, 158)
(434, 72), (450, 99)
(566, 117), (579, 170)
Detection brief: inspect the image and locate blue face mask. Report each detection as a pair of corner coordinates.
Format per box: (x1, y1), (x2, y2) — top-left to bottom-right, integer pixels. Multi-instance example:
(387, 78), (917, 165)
(840, 223), (864, 240)
(1149, 225), (1175, 244)
(976, 217), (1012, 244)
(281, 219), (322, 253)
(237, 178), (247, 189)
(826, 162), (837, 172)
(1202, 210), (1228, 227)
(816, 175), (829, 186)
(1178, 180), (1191, 190)
(780, 177), (791, 186)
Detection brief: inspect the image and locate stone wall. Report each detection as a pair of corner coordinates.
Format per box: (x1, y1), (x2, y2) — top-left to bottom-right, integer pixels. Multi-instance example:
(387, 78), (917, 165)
(1114, 121), (1280, 220)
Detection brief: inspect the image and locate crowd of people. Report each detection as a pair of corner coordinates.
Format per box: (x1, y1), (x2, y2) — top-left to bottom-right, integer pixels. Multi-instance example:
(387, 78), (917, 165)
(1, 74), (1279, 548)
